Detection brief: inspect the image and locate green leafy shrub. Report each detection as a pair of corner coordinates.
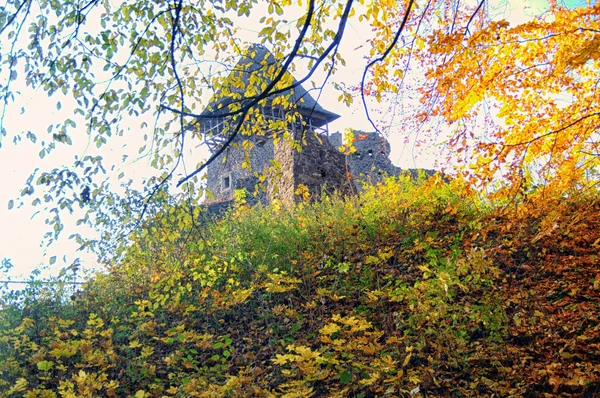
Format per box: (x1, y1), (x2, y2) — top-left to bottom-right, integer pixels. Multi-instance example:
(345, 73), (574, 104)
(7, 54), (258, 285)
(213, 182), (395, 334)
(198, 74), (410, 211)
(2, 176), (598, 396)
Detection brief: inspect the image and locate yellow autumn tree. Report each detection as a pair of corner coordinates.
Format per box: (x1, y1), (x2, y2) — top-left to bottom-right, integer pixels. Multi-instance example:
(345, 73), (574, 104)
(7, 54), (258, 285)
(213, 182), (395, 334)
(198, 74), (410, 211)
(364, 0), (600, 198)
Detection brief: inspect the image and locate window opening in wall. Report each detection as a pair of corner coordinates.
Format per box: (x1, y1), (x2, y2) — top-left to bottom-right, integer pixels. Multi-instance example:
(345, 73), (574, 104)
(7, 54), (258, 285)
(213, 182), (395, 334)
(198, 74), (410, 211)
(221, 174), (232, 191)
(256, 139), (267, 147)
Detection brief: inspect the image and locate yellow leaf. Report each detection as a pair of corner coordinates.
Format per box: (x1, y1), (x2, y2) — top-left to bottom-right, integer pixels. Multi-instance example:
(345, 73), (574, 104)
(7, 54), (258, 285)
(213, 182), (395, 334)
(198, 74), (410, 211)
(272, 354), (295, 365)
(8, 378), (28, 394)
(513, 314), (522, 327)
(129, 340), (141, 349)
(319, 322), (341, 336)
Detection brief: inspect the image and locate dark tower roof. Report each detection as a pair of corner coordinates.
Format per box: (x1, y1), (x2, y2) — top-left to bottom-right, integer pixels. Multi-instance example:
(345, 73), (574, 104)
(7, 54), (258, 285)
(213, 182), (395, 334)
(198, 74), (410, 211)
(198, 44), (340, 152)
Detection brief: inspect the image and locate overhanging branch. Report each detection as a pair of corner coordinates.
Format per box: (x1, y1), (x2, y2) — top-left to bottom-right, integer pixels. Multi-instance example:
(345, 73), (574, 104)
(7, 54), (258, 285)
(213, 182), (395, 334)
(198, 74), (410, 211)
(361, 0), (415, 133)
(464, 0), (485, 36)
(174, 0), (356, 188)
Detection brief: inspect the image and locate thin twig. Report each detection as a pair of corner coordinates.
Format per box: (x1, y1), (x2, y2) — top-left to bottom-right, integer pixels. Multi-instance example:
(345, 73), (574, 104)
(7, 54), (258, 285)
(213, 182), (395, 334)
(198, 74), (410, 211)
(464, 0), (485, 36)
(361, 0), (415, 133)
(138, 0), (186, 222)
(0, 0), (31, 37)
(504, 112), (600, 148)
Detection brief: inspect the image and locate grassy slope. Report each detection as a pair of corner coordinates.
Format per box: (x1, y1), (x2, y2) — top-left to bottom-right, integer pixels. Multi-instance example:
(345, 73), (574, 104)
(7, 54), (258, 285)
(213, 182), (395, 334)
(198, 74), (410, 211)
(0, 176), (599, 397)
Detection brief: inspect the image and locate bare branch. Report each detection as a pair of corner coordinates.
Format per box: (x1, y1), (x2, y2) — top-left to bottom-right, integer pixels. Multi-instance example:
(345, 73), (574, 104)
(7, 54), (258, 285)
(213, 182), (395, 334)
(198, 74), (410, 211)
(175, 0), (356, 187)
(464, 0), (485, 36)
(361, 0), (415, 133)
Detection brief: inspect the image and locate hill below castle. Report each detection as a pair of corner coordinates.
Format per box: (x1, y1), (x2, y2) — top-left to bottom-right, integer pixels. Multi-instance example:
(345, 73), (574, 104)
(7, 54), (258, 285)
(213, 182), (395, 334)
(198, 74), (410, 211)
(1, 175), (599, 397)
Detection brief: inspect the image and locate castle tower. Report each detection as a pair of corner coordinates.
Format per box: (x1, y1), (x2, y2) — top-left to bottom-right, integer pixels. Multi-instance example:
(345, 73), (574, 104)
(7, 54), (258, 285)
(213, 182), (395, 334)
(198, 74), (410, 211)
(198, 44), (349, 204)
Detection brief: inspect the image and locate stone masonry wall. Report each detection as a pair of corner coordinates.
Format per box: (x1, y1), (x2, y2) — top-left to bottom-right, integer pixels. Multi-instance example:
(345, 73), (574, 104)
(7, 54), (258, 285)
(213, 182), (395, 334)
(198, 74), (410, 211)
(204, 130), (435, 215)
(329, 131), (400, 189)
(329, 131), (435, 190)
(268, 133), (297, 205)
(206, 136), (274, 202)
(266, 130), (351, 205)
(293, 132), (352, 201)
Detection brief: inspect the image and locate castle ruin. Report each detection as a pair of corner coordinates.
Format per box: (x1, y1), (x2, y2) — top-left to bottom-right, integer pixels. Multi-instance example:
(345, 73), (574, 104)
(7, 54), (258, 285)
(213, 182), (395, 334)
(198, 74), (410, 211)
(197, 44), (429, 209)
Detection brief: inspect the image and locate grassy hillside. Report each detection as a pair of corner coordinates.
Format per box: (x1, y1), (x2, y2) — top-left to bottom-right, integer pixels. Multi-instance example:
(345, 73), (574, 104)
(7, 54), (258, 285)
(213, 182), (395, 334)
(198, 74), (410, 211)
(1, 176), (599, 397)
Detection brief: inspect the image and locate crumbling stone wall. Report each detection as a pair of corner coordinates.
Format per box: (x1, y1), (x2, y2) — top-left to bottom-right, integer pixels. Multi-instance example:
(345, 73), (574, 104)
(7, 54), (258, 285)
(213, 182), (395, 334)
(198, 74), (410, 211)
(329, 131), (435, 190)
(330, 131), (400, 188)
(293, 132), (352, 201)
(267, 130), (352, 205)
(204, 130), (434, 215)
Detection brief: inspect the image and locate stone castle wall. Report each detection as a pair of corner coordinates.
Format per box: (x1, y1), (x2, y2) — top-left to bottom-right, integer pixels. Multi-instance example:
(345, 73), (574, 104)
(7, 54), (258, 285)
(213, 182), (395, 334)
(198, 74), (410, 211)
(293, 132), (352, 201)
(206, 136), (274, 202)
(329, 131), (436, 190)
(268, 133), (297, 205)
(205, 130), (432, 210)
(329, 131), (400, 189)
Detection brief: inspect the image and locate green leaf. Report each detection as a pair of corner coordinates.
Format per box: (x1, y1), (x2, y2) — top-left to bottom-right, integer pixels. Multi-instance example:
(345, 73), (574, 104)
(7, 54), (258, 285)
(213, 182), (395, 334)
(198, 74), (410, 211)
(338, 262), (350, 273)
(37, 360), (54, 371)
(49, 256), (56, 265)
(7, 200), (13, 210)
(340, 370), (352, 384)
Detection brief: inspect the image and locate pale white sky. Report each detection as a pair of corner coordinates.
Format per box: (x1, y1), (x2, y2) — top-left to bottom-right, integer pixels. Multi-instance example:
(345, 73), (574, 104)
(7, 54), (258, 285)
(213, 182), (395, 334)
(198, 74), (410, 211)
(0, 0), (576, 281)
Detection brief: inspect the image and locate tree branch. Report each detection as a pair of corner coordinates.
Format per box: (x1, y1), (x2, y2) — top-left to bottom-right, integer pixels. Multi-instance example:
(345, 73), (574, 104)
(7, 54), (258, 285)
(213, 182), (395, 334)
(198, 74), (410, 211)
(0, 0), (31, 37)
(88, 8), (176, 122)
(164, 0), (356, 122)
(175, 0), (356, 187)
(504, 112), (600, 148)
(464, 0), (485, 36)
(361, 0), (414, 133)
(138, 0), (186, 222)
(0, 0), (32, 145)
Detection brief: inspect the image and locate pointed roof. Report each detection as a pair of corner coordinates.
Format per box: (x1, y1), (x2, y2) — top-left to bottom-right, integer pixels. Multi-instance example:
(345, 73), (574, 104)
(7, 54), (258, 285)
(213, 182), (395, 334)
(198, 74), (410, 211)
(200, 44), (340, 129)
